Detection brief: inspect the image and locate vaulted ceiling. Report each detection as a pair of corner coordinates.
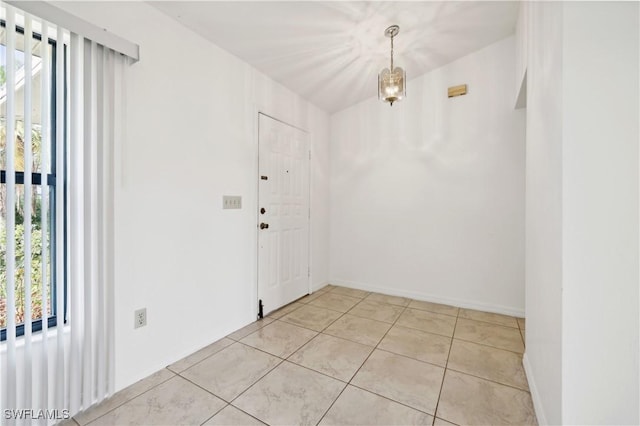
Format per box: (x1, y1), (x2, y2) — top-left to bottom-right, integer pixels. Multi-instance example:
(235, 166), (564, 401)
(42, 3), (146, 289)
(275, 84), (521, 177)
(151, 1), (519, 113)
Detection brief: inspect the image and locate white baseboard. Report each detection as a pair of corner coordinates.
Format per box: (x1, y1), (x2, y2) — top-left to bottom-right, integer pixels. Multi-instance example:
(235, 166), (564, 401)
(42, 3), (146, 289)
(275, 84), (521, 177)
(522, 353), (547, 425)
(330, 278), (525, 317)
(311, 280), (330, 293)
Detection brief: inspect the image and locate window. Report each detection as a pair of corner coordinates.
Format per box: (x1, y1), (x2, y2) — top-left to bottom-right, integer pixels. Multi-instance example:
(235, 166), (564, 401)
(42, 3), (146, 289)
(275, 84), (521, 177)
(0, 21), (65, 341)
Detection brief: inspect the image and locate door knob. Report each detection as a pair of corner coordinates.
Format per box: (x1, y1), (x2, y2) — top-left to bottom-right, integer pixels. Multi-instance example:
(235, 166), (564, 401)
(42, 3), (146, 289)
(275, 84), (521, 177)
(260, 223), (269, 229)
(260, 207), (266, 214)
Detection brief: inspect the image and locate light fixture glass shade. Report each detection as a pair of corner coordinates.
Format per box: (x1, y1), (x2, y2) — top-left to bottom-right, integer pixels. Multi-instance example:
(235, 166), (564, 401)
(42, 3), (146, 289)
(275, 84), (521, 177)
(378, 66), (406, 105)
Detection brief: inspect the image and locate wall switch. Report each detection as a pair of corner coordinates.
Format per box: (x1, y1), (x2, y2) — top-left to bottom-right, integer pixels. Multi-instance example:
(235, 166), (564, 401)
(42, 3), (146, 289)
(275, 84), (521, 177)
(134, 308), (147, 329)
(223, 195), (242, 209)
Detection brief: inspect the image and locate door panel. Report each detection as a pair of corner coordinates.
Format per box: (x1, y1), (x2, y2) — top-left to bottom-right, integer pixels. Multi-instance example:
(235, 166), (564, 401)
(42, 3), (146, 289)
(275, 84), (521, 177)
(258, 114), (309, 315)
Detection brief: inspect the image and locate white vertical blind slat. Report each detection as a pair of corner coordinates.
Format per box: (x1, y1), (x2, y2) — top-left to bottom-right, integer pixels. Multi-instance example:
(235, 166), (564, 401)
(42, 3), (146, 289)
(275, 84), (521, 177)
(83, 38), (97, 407)
(0, 4), (3, 409)
(54, 24), (66, 413)
(23, 13), (34, 413)
(5, 7), (18, 418)
(95, 44), (106, 400)
(39, 20), (51, 414)
(64, 24), (72, 414)
(106, 50), (117, 397)
(69, 31), (84, 414)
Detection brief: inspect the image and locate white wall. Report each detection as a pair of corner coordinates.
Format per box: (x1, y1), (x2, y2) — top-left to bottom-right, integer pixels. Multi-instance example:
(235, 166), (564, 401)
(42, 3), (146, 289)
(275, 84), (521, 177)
(52, 1), (330, 391)
(523, 2), (640, 424)
(310, 110), (331, 291)
(561, 2), (639, 423)
(522, 2), (564, 424)
(514, 1), (528, 109)
(329, 36), (526, 316)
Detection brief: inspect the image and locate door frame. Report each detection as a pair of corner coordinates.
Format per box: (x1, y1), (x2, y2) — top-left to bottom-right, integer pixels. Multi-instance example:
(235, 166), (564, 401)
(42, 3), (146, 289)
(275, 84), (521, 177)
(255, 111), (311, 318)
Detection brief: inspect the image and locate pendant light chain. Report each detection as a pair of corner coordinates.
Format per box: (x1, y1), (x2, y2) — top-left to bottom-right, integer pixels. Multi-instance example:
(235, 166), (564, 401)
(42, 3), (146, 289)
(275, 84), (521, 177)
(390, 33), (394, 71)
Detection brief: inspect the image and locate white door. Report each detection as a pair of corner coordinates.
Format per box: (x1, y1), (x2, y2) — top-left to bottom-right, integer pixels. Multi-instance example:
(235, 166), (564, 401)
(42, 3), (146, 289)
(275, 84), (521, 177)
(258, 113), (310, 316)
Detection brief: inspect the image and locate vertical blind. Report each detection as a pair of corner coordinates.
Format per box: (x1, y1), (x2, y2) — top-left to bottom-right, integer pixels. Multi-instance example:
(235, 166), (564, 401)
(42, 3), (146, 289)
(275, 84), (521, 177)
(0, 2), (128, 423)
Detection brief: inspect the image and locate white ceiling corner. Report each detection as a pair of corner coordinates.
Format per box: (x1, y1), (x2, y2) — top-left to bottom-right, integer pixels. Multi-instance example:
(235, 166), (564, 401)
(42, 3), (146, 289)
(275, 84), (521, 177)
(150, 1), (519, 113)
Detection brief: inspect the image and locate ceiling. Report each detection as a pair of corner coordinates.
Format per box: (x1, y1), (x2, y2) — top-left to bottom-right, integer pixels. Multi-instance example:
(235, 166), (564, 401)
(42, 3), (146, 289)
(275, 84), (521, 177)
(151, 1), (519, 113)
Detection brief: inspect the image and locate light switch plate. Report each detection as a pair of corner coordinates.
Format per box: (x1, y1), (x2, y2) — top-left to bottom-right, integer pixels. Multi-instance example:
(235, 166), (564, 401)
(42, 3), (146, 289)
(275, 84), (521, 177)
(223, 195), (242, 209)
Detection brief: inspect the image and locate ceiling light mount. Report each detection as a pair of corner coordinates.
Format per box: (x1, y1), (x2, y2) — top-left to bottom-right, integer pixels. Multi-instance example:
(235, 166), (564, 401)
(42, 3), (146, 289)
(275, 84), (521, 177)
(384, 25), (400, 39)
(378, 25), (406, 106)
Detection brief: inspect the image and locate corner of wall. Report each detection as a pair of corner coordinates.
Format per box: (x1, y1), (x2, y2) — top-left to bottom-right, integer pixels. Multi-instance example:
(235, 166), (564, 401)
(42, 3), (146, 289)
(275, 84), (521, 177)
(523, 352), (549, 425)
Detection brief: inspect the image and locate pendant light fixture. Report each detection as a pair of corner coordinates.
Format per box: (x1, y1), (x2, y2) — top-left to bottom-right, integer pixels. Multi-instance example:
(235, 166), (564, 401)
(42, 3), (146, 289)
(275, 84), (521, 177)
(378, 25), (406, 106)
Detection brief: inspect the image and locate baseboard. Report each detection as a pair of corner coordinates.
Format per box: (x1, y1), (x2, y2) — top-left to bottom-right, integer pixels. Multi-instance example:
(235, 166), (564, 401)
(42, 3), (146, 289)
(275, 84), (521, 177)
(311, 280), (330, 293)
(522, 353), (547, 425)
(329, 278), (525, 318)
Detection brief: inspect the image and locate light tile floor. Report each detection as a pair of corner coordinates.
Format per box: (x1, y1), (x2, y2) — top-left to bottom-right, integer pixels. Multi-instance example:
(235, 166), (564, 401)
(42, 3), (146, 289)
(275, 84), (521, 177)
(68, 285), (536, 426)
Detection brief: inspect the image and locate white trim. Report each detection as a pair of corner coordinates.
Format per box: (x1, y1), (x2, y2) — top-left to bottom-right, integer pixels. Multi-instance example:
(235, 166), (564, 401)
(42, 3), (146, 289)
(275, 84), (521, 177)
(258, 111), (309, 134)
(252, 104), (260, 319)
(6, 1), (139, 62)
(330, 278), (525, 317)
(312, 281), (330, 293)
(307, 145), (312, 296)
(523, 353), (548, 425)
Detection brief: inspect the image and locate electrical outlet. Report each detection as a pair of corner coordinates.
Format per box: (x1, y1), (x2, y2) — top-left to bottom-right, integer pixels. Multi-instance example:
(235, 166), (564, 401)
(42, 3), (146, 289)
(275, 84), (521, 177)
(223, 195), (242, 209)
(134, 308), (147, 329)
